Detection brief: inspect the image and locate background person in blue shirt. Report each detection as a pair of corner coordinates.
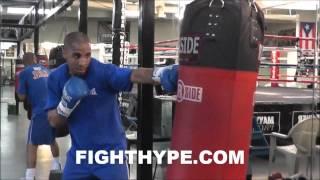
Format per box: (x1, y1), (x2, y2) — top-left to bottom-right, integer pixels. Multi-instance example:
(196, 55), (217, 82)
(17, 52), (61, 180)
(46, 32), (177, 179)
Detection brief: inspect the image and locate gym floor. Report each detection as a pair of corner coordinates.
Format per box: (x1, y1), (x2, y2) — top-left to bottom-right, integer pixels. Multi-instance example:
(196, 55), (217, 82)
(1, 86), (319, 180)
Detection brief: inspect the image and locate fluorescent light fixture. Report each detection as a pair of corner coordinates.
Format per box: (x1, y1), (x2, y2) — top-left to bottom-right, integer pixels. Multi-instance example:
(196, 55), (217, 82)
(7, 7), (50, 15)
(126, 10), (139, 18)
(0, 42), (16, 50)
(7, 7), (31, 15)
(255, 92), (279, 95)
(283, 96), (313, 98)
(41, 42), (61, 50)
(257, 0), (319, 11)
(264, 14), (298, 21)
(165, 0), (192, 5)
(38, 9), (51, 15)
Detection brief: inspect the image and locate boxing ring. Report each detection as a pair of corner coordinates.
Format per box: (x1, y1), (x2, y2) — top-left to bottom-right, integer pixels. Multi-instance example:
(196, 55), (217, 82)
(254, 87), (320, 136)
(253, 33), (319, 137)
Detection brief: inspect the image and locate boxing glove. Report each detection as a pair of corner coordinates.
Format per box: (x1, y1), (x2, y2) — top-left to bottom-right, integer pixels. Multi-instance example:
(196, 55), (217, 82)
(153, 65), (179, 93)
(57, 76), (89, 118)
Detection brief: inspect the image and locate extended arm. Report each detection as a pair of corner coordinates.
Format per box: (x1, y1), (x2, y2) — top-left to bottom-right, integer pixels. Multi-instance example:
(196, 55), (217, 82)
(130, 68), (159, 85)
(130, 65), (178, 93)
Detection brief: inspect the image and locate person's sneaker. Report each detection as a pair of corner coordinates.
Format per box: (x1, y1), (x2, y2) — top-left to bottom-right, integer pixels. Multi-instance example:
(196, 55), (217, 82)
(20, 176), (35, 180)
(50, 162), (61, 171)
(49, 169), (63, 180)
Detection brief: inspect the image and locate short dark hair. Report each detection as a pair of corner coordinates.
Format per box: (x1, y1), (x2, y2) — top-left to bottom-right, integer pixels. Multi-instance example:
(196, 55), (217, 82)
(63, 32), (90, 50)
(22, 52), (35, 66)
(49, 45), (65, 69)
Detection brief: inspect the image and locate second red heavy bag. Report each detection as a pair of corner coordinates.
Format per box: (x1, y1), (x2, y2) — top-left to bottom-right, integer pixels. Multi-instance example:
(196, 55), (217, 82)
(166, 0), (265, 179)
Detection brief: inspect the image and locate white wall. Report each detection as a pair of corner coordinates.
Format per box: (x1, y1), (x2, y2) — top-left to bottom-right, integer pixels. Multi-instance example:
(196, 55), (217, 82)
(129, 19), (180, 44)
(21, 10), (318, 49)
(37, 17), (100, 44)
(265, 21), (296, 35)
(298, 10), (318, 22)
(26, 16), (181, 46)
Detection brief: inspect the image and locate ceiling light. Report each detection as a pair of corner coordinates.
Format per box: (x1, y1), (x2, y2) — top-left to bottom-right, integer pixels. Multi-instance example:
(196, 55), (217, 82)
(0, 42), (16, 50)
(126, 10), (139, 18)
(257, 0), (319, 11)
(7, 7), (50, 15)
(7, 7), (31, 15)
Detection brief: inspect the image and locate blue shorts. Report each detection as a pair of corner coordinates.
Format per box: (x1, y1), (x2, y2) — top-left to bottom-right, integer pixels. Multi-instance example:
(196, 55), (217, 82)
(63, 150), (129, 180)
(27, 112), (55, 145)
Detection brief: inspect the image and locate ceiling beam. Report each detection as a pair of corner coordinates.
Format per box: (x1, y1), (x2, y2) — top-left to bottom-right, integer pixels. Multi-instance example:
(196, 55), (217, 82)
(18, 0), (75, 41)
(0, 23), (35, 28)
(0, 38), (19, 43)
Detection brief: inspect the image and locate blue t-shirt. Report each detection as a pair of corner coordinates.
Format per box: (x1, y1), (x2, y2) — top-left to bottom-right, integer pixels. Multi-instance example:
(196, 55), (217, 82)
(46, 58), (133, 151)
(18, 64), (49, 117)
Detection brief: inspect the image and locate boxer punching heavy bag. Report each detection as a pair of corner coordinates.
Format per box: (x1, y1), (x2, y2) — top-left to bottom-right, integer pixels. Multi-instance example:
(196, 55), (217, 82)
(166, 0), (264, 179)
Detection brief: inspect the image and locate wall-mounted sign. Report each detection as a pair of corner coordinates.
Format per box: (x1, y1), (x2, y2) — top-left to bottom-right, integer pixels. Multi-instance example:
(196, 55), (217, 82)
(291, 110), (320, 127)
(254, 112), (281, 134)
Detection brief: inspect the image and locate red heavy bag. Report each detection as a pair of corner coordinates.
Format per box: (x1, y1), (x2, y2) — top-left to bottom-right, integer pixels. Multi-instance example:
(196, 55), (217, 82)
(166, 0), (264, 179)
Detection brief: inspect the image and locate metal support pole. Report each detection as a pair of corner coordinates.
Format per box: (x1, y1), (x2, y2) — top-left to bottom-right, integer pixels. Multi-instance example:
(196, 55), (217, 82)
(112, 0), (122, 66)
(15, 42), (21, 114)
(17, 42), (21, 58)
(78, 0), (88, 34)
(137, 0), (154, 179)
(314, 5), (319, 89)
(34, 4), (39, 55)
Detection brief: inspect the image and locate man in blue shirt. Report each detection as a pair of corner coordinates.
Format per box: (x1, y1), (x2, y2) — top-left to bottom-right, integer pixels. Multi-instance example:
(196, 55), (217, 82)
(46, 32), (177, 179)
(18, 52), (61, 180)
